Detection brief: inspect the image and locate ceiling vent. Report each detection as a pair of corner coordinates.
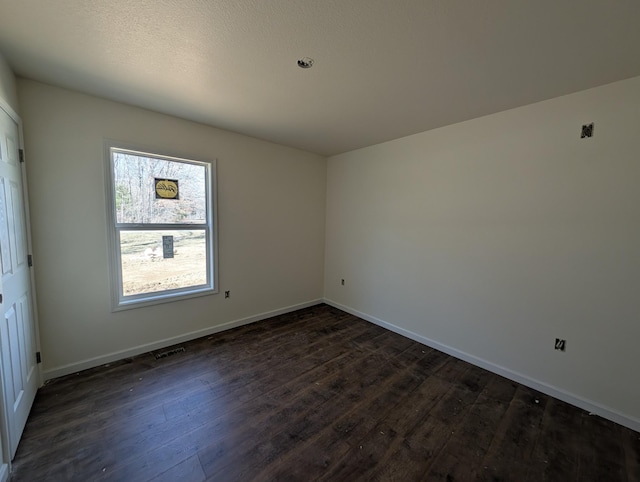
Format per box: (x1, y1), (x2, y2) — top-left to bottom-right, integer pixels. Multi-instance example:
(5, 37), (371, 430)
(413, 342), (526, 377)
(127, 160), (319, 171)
(297, 57), (314, 69)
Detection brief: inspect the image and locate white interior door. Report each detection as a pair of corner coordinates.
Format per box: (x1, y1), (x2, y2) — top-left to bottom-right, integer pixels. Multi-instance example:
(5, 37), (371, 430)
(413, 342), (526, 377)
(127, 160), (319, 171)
(0, 418), (6, 482)
(0, 105), (38, 459)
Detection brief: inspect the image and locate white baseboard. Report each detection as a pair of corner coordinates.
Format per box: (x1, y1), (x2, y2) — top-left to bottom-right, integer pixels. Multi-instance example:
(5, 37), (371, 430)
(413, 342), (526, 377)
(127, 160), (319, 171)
(43, 299), (323, 381)
(324, 298), (640, 433)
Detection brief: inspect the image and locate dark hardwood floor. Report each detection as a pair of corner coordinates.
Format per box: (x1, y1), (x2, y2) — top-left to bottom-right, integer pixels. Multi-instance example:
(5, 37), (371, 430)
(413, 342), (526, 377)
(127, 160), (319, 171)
(10, 304), (640, 481)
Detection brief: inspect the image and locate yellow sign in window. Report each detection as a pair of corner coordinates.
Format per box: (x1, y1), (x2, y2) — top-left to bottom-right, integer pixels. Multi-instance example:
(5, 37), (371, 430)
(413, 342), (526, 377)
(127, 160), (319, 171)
(155, 178), (179, 199)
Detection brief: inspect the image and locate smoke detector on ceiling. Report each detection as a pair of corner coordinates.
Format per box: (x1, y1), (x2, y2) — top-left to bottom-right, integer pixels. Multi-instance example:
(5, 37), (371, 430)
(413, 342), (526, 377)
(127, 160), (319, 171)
(297, 57), (314, 69)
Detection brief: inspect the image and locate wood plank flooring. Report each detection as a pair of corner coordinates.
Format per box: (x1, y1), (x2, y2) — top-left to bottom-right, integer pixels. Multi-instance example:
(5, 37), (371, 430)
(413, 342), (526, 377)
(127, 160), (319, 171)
(10, 304), (640, 481)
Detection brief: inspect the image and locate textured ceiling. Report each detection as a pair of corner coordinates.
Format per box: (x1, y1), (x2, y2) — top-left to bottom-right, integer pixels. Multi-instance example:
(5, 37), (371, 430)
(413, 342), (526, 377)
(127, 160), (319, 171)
(1, 0), (639, 156)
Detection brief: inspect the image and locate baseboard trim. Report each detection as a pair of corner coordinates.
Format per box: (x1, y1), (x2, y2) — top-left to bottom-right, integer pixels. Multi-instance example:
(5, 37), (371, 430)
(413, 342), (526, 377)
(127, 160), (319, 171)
(324, 298), (640, 433)
(43, 299), (323, 381)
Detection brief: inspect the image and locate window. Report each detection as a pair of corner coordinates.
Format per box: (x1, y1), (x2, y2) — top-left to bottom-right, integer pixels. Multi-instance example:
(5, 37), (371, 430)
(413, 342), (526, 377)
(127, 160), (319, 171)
(105, 143), (217, 310)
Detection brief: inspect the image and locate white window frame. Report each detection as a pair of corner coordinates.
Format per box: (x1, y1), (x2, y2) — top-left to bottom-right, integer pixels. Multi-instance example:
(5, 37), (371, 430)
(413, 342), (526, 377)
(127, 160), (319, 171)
(104, 141), (218, 311)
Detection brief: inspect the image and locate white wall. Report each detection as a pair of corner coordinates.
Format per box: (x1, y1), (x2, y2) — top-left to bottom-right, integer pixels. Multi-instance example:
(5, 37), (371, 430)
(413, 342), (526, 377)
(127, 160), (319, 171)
(325, 76), (640, 431)
(18, 79), (326, 378)
(15, 69), (640, 431)
(0, 54), (18, 114)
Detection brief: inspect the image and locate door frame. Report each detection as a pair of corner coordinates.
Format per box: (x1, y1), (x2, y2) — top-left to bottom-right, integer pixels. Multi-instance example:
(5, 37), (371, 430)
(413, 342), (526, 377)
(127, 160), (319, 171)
(0, 96), (43, 473)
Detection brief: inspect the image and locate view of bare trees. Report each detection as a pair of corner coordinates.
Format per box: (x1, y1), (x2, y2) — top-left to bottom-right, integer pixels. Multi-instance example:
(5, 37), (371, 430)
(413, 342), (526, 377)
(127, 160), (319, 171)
(113, 152), (207, 225)
(111, 151), (211, 296)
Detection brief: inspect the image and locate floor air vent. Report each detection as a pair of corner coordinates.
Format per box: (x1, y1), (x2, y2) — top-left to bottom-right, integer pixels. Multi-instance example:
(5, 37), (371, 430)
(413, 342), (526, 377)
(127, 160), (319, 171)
(154, 347), (185, 359)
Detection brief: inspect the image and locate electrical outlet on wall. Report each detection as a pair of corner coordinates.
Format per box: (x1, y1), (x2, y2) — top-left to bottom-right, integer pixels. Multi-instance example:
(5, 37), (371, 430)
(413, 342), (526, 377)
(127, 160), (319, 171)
(555, 338), (566, 351)
(341, 279), (345, 286)
(580, 122), (594, 138)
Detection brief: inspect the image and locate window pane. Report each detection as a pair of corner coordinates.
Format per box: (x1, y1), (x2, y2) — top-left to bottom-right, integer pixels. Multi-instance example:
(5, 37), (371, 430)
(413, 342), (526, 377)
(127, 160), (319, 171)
(113, 151), (206, 224)
(120, 230), (207, 296)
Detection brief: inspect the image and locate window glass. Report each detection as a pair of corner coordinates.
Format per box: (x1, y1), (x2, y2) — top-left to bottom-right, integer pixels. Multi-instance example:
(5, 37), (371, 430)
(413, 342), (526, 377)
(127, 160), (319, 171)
(112, 151), (206, 224)
(106, 144), (217, 310)
(119, 229), (207, 296)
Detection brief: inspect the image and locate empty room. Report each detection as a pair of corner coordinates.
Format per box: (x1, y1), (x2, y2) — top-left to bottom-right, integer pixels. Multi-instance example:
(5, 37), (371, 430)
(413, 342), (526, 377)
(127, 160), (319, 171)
(0, 1), (639, 480)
